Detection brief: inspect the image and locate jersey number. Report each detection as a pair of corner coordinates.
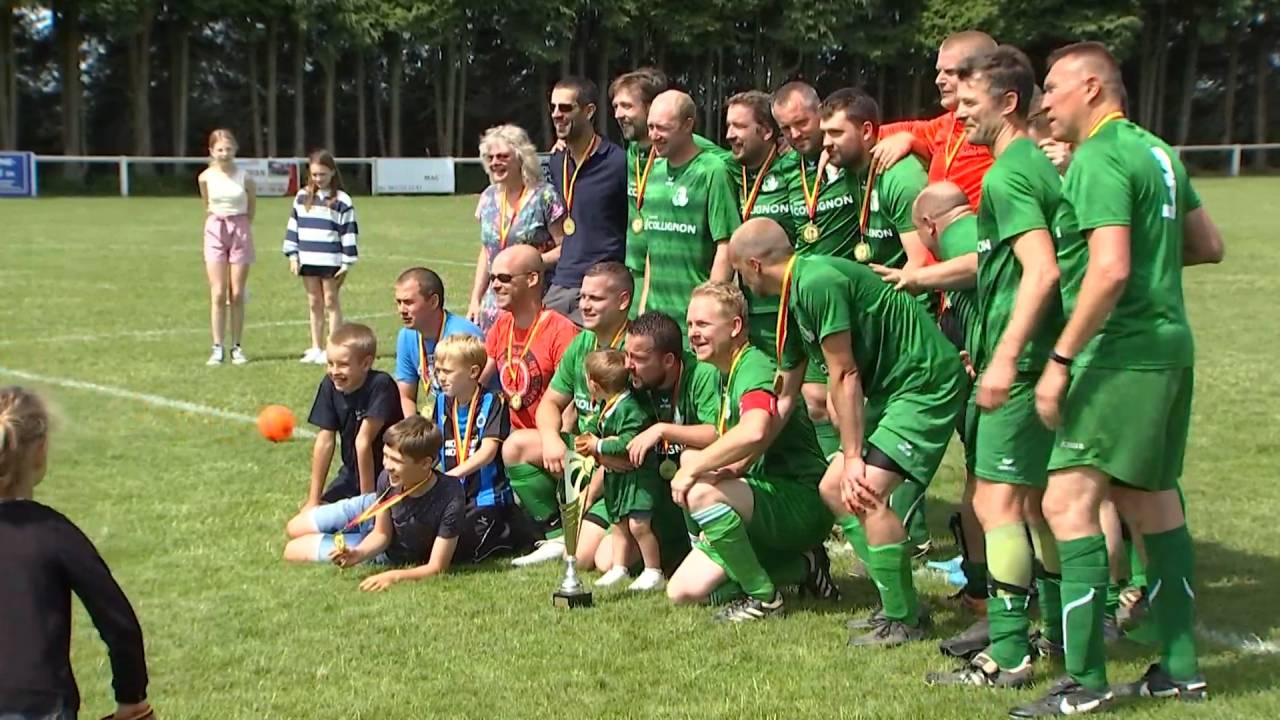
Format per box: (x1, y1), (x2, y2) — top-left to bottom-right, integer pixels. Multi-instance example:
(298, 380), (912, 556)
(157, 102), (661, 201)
(1150, 147), (1177, 220)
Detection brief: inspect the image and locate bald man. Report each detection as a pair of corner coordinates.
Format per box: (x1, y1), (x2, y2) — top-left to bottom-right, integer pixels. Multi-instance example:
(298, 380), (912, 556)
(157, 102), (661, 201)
(731, 217), (965, 646)
(632, 89), (739, 339)
(874, 30), (998, 209)
(1010, 41), (1224, 716)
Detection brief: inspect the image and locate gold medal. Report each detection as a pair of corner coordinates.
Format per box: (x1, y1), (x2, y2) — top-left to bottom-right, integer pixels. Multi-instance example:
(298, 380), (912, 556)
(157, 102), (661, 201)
(509, 393), (523, 411)
(563, 217), (576, 236)
(333, 532), (346, 553)
(631, 216), (644, 234)
(420, 390), (437, 420)
(854, 241), (872, 263)
(659, 459), (677, 481)
(802, 222), (820, 243)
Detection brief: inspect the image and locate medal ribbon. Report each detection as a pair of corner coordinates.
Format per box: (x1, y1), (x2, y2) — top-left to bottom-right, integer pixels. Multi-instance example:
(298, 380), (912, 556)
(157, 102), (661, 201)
(418, 310), (449, 396)
(775, 255), (798, 367)
(597, 321), (628, 351)
(858, 165), (879, 235)
(596, 391), (628, 433)
(562, 135), (600, 216)
(943, 115), (965, 173)
(342, 474), (433, 531)
(739, 145), (777, 221)
(451, 387), (480, 464)
(633, 146), (656, 214)
(497, 186), (528, 250)
(1088, 111), (1126, 139)
(506, 310), (548, 386)
(717, 344), (751, 436)
(659, 360), (683, 456)
(799, 155), (826, 222)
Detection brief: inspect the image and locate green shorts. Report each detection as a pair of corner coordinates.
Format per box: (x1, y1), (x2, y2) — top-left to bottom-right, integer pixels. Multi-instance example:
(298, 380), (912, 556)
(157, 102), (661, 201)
(604, 467), (661, 519)
(968, 375), (1052, 487)
(696, 474), (833, 573)
(1048, 366), (1193, 492)
(865, 377), (965, 484)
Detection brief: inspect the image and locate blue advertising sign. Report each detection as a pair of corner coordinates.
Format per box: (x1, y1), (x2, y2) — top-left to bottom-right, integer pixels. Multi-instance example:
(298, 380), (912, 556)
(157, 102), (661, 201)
(0, 152), (36, 197)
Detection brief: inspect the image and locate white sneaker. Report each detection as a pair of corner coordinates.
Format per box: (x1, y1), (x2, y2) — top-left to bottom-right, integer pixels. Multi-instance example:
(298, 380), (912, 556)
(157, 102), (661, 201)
(300, 347), (322, 363)
(206, 345), (224, 365)
(595, 566), (630, 587)
(313, 350), (328, 365)
(510, 538), (565, 567)
(230, 346), (248, 365)
(628, 568), (666, 592)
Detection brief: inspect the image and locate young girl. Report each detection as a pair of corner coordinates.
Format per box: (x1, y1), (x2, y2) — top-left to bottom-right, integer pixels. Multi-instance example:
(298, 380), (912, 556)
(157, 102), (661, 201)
(0, 387), (153, 719)
(198, 128), (256, 366)
(283, 150), (359, 364)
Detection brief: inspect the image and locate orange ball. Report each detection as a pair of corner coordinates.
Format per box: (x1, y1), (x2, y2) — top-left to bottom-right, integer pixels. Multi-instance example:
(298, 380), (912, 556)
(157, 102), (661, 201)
(257, 404), (296, 442)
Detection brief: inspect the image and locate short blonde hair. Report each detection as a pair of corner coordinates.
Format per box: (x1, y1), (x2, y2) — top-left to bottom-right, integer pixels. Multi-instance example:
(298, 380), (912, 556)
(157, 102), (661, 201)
(479, 124), (541, 189)
(690, 281), (747, 322)
(329, 323), (377, 359)
(0, 386), (51, 494)
(584, 349), (630, 395)
(435, 334), (487, 371)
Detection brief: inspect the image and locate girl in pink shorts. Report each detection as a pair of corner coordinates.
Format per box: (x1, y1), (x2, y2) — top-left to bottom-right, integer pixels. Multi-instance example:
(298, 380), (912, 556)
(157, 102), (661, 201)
(198, 128), (257, 366)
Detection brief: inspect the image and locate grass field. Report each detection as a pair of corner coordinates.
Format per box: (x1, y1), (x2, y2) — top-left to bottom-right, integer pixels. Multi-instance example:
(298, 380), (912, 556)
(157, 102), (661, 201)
(1, 183), (1278, 719)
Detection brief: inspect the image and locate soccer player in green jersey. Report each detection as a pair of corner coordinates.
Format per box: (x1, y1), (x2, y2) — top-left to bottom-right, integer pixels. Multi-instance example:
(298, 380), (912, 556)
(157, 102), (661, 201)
(731, 218), (965, 645)
(726, 90), (798, 355)
(1011, 42), (1224, 717)
(636, 90), (740, 336)
(665, 283), (838, 621)
(820, 87), (935, 560)
(922, 46), (1068, 689)
(502, 262), (635, 570)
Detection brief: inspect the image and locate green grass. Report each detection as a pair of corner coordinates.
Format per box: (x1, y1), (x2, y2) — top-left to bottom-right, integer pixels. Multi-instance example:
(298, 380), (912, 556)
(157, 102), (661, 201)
(1, 185), (1278, 719)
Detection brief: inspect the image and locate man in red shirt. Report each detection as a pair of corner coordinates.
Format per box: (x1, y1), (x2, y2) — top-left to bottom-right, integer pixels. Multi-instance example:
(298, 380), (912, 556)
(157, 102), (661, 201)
(483, 245), (579, 431)
(874, 30), (998, 210)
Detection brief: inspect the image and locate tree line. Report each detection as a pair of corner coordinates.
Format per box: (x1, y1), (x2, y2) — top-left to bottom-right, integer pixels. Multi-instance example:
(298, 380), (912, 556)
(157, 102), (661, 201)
(0, 0), (1276, 164)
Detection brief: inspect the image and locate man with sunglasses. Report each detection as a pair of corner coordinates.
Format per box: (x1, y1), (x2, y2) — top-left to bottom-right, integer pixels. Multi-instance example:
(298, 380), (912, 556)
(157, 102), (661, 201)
(546, 77), (627, 325)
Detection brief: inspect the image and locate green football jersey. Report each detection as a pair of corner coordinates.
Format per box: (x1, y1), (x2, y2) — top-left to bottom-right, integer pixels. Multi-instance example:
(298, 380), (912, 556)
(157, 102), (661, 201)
(974, 137), (1068, 372)
(720, 345), (826, 485)
(780, 255), (961, 401)
(548, 327), (628, 434)
(1060, 119), (1201, 370)
(733, 149), (800, 352)
(639, 351), (722, 461)
(786, 151), (860, 259)
(855, 155), (928, 268)
(595, 391), (654, 455)
(937, 214), (981, 355)
(637, 149), (741, 337)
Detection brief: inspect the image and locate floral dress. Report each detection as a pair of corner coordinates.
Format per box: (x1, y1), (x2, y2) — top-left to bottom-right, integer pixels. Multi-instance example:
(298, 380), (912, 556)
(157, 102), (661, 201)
(474, 181), (566, 332)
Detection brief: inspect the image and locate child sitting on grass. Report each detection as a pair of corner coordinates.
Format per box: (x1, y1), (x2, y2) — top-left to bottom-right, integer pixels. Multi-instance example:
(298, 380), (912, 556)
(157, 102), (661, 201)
(0, 386), (154, 720)
(284, 416), (468, 591)
(432, 334), (519, 561)
(301, 322), (404, 507)
(573, 350), (665, 592)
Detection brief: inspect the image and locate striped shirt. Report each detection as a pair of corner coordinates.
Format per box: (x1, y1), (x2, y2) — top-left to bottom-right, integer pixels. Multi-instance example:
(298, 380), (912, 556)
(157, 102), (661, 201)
(282, 189), (359, 268)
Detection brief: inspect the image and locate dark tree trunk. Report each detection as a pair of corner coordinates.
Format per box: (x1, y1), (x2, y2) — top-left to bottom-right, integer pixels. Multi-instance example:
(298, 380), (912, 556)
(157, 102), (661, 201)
(248, 34), (263, 157)
(1254, 25), (1271, 169)
(1176, 22), (1200, 146)
(595, 28), (611, 137)
(536, 62), (551, 147)
(266, 18), (278, 156)
(443, 37), (458, 155)
(170, 21), (190, 156)
(455, 42), (468, 156)
(389, 36), (404, 156)
(355, 52), (367, 157)
(55, 0), (84, 178)
(321, 52), (335, 151)
(432, 46), (445, 154)
(293, 20), (306, 155)
(1222, 29), (1240, 144)
(127, 8), (155, 157)
(0, 0), (16, 149)
(1153, 14), (1170, 135)
(374, 54), (387, 157)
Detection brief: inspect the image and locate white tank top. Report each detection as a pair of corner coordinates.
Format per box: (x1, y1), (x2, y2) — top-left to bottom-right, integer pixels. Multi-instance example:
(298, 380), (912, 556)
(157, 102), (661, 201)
(205, 167), (249, 217)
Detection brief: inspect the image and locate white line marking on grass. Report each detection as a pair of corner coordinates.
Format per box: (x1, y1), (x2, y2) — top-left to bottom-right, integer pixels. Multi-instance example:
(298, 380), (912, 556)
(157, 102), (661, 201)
(0, 366), (316, 440)
(0, 313), (384, 348)
(377, 253), (476, 268)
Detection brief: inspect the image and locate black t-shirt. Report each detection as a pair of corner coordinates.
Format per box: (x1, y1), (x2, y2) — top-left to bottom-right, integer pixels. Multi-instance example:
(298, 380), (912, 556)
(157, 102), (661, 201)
(308, 370), (404, 482)
(0, 500), (148, 713)
(376, 470), (466, 566)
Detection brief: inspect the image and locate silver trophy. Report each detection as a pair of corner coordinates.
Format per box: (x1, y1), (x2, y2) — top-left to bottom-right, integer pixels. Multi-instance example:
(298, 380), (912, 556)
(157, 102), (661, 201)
(552, 448), (594, 609)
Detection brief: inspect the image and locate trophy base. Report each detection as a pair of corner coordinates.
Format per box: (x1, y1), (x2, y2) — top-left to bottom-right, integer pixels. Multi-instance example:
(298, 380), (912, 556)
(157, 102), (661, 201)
(552, 589), (594, 609)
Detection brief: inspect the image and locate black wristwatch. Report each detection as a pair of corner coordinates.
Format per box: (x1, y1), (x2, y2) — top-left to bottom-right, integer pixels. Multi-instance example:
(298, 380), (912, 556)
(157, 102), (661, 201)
(1049, 350), (1073, 367)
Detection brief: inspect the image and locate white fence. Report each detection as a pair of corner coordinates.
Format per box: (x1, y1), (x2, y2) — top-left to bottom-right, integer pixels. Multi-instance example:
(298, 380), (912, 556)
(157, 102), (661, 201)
(7, 145), (1280, 197)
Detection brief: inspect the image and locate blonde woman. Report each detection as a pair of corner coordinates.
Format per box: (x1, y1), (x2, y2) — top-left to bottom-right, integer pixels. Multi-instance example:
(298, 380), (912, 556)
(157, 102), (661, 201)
(198, 128), (256, 365)
(467, 124), (566, 332)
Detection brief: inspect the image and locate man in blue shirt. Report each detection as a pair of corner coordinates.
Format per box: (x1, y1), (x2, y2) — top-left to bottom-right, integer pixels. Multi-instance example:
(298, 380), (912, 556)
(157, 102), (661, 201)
(393, 267), (486, 418)
(546, 76), (627, 324)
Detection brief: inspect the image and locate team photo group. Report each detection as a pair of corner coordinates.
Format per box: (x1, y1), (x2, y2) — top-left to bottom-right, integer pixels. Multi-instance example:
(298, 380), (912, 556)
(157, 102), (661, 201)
(0, 24), (1227, 720)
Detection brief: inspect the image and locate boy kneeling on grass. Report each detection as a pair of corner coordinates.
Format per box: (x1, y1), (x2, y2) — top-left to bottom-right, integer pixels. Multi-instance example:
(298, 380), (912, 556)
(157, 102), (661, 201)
(283, 416), (467, 591)
(574, 350), (665, 592)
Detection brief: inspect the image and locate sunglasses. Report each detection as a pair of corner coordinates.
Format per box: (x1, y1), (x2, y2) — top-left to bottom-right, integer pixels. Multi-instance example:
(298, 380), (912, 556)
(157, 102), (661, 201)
(490, 271), (533, 284)
(550, 103), (578, 113)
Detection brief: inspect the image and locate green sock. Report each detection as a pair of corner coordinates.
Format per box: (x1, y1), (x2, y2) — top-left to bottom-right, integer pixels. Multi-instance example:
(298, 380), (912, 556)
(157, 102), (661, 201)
(839, 516), (870, 566)
(1126, 535), (1148, 590)
(1144, 526), (1200, 681)
(889, 481), (929, 549)
(692, 503), (775, 601)
(813, 420), (840, 460)
(707, 580), (745, 606)
(866, 542), (918, 624)
(985, 523), (1033, 669)
(964, 560), (989, 600)
(1059, 534), (1110, 691)
(506, 463), (562, 539)
(1030, 523), (1062, 645)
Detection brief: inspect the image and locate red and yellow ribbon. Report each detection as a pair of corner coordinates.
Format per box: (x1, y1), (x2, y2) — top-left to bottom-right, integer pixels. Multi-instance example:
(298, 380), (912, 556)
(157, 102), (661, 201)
(799, 155), (827, 223)
(497, 186), (528, 249)
(717, 344), (752, 436)
(858, 165), (879, 236)
(506, 310), (548, 385)
(943, 115), (965, 174)
(342, 474), (433, 531)
(451, 387), (480, 465)
(739, 145), (778, 221)
(633, 146), (656, 214)
(418, 309), (449, 396)
(775, 255), (798, 367)
(562, 135), (600, 215)
(1088, 111), (1126, 139)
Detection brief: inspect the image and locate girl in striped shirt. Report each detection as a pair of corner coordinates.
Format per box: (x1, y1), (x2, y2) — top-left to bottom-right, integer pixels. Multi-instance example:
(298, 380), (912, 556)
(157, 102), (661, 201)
(198, 128), (256, 366)
(283, 150), (359, 364)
